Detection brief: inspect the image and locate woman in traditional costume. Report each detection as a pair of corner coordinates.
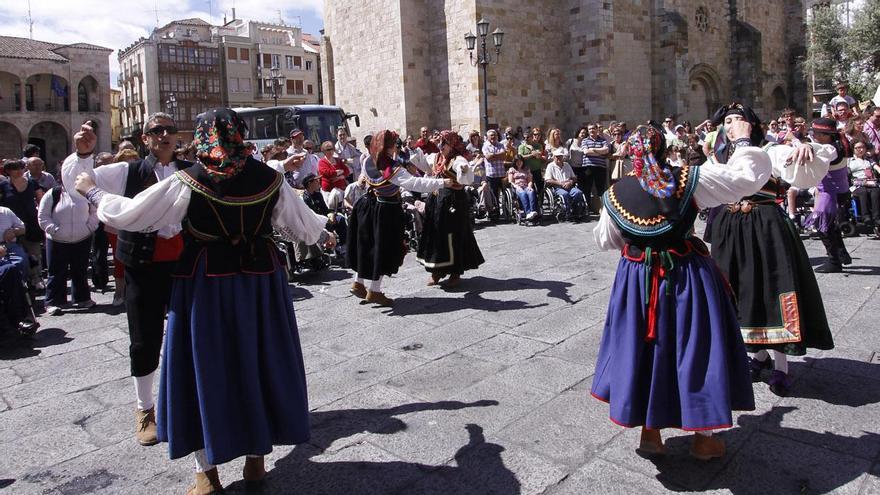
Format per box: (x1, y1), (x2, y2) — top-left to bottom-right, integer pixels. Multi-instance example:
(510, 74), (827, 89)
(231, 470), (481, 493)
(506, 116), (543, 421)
(346, 130), (452, 307)
(417, 131), (485, 287)
(708, 105), (836, 397)
(803, 118), (853, 273)
(591, 119), (773, 460)
(75, 108), (336, 494)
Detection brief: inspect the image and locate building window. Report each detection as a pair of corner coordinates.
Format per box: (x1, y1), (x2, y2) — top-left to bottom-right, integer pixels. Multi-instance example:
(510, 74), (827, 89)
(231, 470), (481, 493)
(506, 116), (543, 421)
(695, 6), (709, 32)
(307, 84), (313, 95)
(230, 78), (239, 93)
(286, 79), (304, 95)
(240, 48), (250, 62)
(285, 55), (294, 70)
(305, 60), (312, 71)
(227, 47), (237, 60)
(293, 56), (302, 69)
(240, 78), (252, 93)
(262, 53), (271, 67)
(271, 54), (281, 68)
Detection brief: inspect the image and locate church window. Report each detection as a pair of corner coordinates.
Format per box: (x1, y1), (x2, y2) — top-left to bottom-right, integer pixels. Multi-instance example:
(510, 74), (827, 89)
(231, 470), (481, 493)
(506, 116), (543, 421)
(695, 6), (709, 33)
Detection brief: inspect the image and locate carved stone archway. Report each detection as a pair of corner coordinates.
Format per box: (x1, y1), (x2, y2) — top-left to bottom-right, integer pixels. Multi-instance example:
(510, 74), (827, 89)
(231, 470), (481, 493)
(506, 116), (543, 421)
(687, 64), (722, 124)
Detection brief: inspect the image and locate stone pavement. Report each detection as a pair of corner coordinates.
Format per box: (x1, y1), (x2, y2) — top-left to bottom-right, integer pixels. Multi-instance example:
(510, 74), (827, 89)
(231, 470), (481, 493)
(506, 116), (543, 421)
(1, 220), (879, 494)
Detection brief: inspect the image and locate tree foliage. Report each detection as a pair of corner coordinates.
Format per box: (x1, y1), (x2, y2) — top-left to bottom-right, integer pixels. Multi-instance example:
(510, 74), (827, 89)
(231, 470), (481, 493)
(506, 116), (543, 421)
(806, 0), (880, 102)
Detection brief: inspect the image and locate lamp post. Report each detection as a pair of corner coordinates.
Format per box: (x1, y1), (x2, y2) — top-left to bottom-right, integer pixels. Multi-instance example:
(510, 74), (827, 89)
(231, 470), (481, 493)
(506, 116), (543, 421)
(465, 18), (504, 133)
(164, 93), (177, 117)
(267, 64), (284, 107)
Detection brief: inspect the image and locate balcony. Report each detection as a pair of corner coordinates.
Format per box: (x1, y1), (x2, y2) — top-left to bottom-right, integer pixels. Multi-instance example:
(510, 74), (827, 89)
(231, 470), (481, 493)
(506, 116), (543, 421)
(0, 100), (19, 112)
(26, 97), (70, 112)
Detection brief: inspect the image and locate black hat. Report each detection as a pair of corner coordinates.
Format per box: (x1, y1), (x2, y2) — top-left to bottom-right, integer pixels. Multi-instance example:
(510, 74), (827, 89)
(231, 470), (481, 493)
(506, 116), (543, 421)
(302, 173), (319, 186)
(810, 118), (838, 135)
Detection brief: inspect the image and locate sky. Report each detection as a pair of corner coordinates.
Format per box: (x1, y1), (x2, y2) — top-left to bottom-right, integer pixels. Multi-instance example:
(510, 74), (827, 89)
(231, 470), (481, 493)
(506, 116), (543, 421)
(0, 0), (324, 88)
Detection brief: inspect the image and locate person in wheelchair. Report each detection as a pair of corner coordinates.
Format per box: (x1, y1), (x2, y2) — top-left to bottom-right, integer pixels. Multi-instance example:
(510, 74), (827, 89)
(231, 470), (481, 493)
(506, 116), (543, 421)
(295, 174), (347, 268)
(507, 155), (538, 221)
(544, 149), (586, 221)
(0, 243), (39, 337)
(849, 140), (880, 238)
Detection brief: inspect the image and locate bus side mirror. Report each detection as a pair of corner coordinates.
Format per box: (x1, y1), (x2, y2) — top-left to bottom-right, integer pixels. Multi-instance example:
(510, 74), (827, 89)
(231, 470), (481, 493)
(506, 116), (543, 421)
(347, 113), (360, 127)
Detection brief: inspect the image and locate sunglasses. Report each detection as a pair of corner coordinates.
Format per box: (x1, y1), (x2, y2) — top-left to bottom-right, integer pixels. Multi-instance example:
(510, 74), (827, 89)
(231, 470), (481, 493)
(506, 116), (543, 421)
(145, 125), (178, 136)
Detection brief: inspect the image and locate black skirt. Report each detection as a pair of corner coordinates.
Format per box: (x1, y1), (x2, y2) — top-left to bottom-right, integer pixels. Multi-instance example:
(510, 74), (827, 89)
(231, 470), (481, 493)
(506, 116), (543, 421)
(346, 194), (407, 280)
(709, 204), (833, 355)
(416, 188), (484, 275)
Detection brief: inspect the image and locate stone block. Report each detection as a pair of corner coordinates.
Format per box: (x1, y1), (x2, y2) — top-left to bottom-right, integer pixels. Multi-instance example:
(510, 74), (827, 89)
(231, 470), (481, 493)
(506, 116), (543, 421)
(538, 324), (605, 368)
(302, 345), (348, 375)
(11, 344), (120, 384)
(459, 332), (550, 365)
(3, 357), (130, 409)
(385, 352), (506, 402)
(0, 368), (21, 390)
(506, 298), (606, 344)
(0, 424), (97, 478)
(395, 319), (504, 361)
(554, 457), (675, 494)
(0, 390), (106, 443)
(317, 319), (432, 358)
(495, 356), (591, 395)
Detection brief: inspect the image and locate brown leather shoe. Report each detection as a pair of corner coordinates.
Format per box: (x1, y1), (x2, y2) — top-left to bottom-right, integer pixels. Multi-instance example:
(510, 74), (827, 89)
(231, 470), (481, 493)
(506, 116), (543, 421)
(350, 282), (367, 299)
(636, 428), (667, 456)
(243, 456), (267, 488)
(443, 274), (461, 288)
(690, 433), (726, 461)
(135, 408), (158, 446)
(186, 468), (223, 495)
(426, 273), (442, 286)
(365, 291), (394, 307)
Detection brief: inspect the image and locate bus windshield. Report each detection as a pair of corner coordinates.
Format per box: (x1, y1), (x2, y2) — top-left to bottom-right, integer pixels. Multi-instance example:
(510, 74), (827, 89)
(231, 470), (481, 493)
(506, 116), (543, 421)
(228, 107), (349, 148)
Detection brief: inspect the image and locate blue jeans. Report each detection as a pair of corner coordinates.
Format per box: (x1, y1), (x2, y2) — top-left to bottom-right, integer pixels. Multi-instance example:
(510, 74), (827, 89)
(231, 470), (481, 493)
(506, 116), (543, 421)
(46, 237), (91, 306)
(554, 186), (586, 214)
(0, 262), (28, 328)
(0, 242), (28, 280)
(516, 189), (537, 214)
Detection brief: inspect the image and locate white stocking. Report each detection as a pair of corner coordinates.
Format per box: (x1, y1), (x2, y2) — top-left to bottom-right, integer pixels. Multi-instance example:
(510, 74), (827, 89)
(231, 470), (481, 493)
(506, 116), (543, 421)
(133, 372), (155, 411)
(696, 430), (713, 437)
(368, 277), (383, 292)
(194, 449), (214, 473)
(772, 351), (789, 374)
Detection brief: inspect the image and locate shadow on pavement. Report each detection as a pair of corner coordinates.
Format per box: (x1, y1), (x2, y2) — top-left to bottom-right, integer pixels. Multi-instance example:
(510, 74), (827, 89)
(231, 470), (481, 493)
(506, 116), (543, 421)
(382, 275), (574, 316)
(649, 407), (879, 494)
(0, 327), (70, 360)
(224, 400), (518, 494)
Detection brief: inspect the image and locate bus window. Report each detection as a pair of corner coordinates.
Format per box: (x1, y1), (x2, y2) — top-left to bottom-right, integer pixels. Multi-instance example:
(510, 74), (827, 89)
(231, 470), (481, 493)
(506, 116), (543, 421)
(277, 112), (300, 140)
(300, 112), (345, 145)
(252, 112), (277, 140)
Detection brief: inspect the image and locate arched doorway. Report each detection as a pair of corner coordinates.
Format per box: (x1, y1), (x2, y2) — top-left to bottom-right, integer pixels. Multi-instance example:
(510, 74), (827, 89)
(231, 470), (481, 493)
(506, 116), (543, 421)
(77, 75), (100, 112)
(687, 64), (722, 125)
(24, 73), (69, 112)
(28, 122), (69, 175)
(0, 122), (22, 159)
(0, 71), (21, 112)
(771, 86), (787, 113)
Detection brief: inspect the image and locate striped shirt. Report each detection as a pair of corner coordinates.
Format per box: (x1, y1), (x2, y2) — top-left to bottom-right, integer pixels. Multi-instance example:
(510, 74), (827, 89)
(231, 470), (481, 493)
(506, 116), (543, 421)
(580, 137), (610, 168)
(481, 141), (506, 178)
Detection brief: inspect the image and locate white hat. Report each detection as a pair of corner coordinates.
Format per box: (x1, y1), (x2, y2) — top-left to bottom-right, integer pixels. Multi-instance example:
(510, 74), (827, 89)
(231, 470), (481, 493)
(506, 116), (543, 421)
(552, 148), (566, 157)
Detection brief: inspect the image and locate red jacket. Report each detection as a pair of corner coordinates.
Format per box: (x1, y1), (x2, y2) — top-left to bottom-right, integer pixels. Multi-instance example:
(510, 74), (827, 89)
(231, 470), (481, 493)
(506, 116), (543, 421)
(317, 156), (350, 191)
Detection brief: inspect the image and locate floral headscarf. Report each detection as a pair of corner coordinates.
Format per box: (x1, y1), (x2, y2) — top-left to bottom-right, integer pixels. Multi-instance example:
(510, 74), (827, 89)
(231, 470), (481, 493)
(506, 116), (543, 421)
(629, 121), (673, 198)
(369, 130), (399, 180)
(433, 130), (471, 176)
(195, 108), (249, 180)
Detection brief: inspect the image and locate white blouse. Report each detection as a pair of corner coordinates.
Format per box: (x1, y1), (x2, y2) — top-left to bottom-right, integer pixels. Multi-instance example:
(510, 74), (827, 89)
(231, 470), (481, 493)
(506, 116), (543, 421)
(592, 143), (835, 251)
(93, 173), (329, 246)
(389, 167), (447, 194)
(62, 153), (182, 239)
(426, 154), (475, 185)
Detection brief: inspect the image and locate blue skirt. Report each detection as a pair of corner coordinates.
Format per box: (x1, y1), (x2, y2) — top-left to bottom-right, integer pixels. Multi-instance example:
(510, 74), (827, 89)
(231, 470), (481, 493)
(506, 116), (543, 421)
(156, 259), (310, 465)
(591, 246), (755, 430)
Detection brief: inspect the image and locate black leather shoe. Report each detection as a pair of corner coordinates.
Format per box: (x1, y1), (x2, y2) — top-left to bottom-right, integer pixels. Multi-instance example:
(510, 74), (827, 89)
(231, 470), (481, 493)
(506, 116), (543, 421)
(839, 249), (852, 265)
(815, 262), (843, 273)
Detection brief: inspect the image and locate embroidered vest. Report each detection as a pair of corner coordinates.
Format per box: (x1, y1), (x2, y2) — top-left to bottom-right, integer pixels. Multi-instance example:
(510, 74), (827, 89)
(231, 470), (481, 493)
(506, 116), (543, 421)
(116, 159), (189, 267)
(364, 156), (402, 198)
(174, 158), (284, 277)
(603, 165), (701, 248)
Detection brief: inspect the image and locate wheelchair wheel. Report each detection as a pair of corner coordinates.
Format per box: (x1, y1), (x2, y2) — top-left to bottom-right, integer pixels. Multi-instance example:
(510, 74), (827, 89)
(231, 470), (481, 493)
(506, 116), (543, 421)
(840, 221), (858, 238)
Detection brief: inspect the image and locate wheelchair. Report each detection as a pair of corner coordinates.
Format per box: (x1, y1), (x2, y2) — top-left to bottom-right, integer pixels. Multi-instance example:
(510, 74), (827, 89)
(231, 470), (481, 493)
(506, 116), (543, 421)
(782, 188), (815, 234)
(273, 235), (333, 281)
(542, 186), (587, 223)
(839, 195), (875, 237)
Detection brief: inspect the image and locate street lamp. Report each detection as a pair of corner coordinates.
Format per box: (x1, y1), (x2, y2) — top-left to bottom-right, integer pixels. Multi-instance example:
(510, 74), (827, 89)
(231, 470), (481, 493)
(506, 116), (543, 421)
(267, 64), (284, 107)
(164, 93), (177, 117)
(465, 18), (504, 132)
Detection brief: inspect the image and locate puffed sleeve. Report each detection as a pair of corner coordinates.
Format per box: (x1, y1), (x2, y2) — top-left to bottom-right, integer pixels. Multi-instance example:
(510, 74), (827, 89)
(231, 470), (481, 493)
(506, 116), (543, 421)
(272, 181), (329, 245)
(96, 175), (190, 232)
(409, 148), (431, 175)
(593, 207), (626, 251)
(452, 156), (475, 185)
(61, 152), (129, 201)
(692, 146), (772, 209)
(767, 143), (834, 189)
(391, 168), (446, 193)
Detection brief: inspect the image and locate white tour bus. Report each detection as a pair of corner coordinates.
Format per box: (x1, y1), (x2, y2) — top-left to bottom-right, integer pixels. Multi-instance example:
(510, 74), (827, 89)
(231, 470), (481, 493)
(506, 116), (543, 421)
(198, 105), (360, 150)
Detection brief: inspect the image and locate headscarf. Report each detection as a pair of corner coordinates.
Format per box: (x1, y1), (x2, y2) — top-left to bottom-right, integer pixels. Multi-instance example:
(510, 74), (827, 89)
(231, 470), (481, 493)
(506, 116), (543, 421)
(811, 117), (851, 165)
(628, 121), (679, 219)
(369, 130), (399, 180)
(434, 130), (471, 175)
(195, 108), (249, 180)
(710, 102), (764, 164)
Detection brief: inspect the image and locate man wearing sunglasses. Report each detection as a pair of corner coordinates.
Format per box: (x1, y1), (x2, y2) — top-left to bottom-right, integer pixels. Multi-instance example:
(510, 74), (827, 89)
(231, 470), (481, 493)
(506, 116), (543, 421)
(61, 112), (190, 448)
